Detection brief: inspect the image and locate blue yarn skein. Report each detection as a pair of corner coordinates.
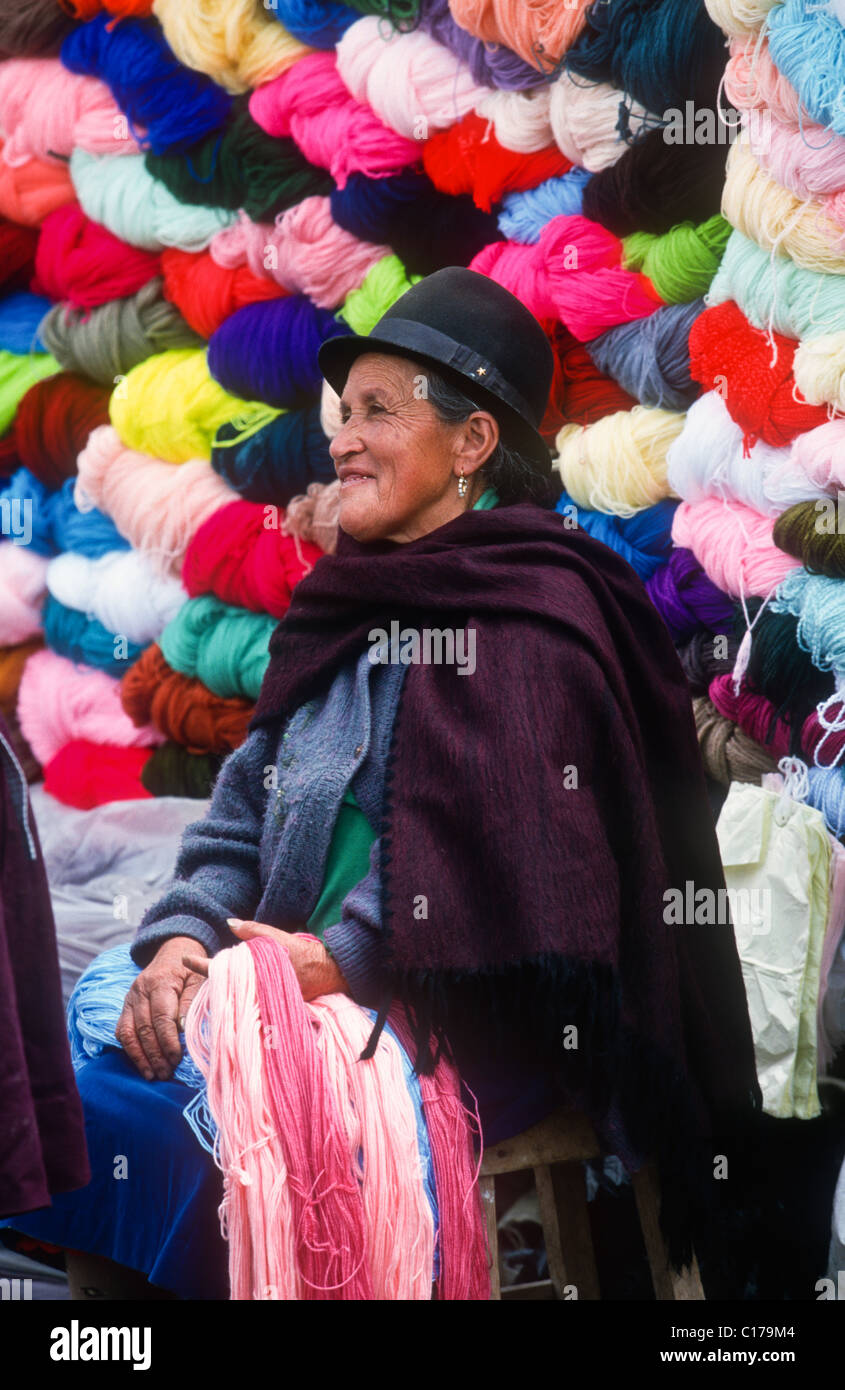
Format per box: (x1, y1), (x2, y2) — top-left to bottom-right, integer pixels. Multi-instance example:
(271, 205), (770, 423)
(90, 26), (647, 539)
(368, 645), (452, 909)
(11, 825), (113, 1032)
(767, 0), (845, 140)
(805, 766), (845, 841)
(43, 593), (143, 675)
(565, 0), (727, 115)
(770, 568), (845, 679)
(68, 943), (205, 1085)
(555, 490), (678, 581)
(330, 170), (502, 276)
(0, 469), (131, 558)
(207, 297), (352, 410)
(585, 299), (704, 412)
(60, 14), (232, 155)
(47, 479), (131, 559)
(267, 0), (357, 47)
(498, 169), (592, 244)
(212, 404), (336, 505)
(707, 230), (845, 342)
(0, 293), (51, 354)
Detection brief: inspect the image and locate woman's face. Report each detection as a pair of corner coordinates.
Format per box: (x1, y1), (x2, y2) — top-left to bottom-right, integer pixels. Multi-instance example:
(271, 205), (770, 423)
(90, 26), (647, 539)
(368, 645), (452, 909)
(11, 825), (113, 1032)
(330, 353), (497, 544)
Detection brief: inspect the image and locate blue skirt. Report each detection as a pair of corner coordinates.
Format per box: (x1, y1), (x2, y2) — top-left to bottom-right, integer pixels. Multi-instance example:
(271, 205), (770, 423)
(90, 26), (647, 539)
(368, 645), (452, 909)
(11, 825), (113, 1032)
(3, 1048), (229, 1300)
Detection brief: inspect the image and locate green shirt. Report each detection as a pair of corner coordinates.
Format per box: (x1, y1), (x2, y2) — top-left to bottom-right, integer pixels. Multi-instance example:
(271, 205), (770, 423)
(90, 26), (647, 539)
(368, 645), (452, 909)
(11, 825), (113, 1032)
(306, 485), (500, 939)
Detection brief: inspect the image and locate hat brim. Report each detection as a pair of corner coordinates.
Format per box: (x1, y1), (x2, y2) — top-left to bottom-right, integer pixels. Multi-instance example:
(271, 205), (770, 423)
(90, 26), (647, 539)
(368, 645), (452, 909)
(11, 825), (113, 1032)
(318, 333), (553, 475)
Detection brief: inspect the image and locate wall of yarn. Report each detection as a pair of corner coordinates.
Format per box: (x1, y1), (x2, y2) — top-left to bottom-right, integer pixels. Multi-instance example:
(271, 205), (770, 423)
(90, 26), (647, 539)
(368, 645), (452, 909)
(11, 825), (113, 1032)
(656, 0), (845, 849)
(0, 0), (736, 811)
(0, 0), (837, 832)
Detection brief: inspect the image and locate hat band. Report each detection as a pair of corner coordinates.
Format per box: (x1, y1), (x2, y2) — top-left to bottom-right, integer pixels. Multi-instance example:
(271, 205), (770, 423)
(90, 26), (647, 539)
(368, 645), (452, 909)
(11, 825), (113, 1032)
(368, 318), (539, 429)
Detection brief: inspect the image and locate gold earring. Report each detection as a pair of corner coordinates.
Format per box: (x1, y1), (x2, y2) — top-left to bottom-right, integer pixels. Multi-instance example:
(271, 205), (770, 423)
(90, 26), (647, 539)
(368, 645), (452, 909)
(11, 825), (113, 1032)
(457, 469), (468, 498)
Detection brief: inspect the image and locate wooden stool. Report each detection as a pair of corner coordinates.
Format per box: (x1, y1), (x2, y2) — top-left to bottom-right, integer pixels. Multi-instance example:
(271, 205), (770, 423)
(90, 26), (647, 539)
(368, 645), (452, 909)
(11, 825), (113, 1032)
(479, 1110), (705, 1301)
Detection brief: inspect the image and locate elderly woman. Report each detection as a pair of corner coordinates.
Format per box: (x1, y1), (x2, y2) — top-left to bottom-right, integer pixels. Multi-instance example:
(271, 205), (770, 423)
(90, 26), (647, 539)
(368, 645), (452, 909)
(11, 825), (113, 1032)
(6, 268), (759, 1299)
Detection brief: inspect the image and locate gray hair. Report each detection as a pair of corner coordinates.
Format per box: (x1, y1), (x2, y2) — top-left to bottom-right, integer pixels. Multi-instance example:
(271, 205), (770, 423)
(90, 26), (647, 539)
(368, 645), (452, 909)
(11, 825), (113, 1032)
(423, 368), (554, 507)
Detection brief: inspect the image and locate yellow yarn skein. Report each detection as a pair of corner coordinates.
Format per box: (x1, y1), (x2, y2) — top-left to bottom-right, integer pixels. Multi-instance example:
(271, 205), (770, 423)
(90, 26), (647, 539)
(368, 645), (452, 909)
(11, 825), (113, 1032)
(109, 349), (276, 464)
(554, 406), (685, 517)
(703, 0), (778, 37)
(152, 0), (312, 95)
(793, 332), (845, 411)
(721, 142), (845, 276)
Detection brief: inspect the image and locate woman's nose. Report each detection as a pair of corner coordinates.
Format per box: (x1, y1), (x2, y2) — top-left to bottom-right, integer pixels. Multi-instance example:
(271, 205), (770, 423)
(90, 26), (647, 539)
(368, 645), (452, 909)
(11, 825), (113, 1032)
(329, 416), (365, 462)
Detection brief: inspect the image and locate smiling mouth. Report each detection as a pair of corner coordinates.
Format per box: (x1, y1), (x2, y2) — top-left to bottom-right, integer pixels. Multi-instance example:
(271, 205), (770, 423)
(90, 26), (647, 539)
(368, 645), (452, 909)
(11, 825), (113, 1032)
(339, 473), (375, 489)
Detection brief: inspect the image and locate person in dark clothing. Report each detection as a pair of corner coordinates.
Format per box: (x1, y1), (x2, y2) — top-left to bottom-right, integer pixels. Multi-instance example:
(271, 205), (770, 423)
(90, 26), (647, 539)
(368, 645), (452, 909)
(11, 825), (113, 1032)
(0, 712), (89, 1220)
(4, 269), (760, 1298)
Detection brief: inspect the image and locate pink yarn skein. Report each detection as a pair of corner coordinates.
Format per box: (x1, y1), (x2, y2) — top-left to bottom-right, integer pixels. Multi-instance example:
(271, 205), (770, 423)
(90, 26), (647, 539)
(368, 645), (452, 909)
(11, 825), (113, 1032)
(335, 15), (488, 140)
(17, 647), (163, 766)
(210, 201), (389, 310)
(34, 204), (161, 309)
(472, 214), (661, 339)
(186, 936), (489, 1301)
(748, 112), (845, 202)
(75, 425), (238, 578)
(671, 497), (801, 599)
(787, 420), (845, 494)
(724, 37), (804, 125)
(468, 238), (555, 319)
(0, 60), (142, 168)
(0, 544), (48, 645)
(249, 52), (419, 189)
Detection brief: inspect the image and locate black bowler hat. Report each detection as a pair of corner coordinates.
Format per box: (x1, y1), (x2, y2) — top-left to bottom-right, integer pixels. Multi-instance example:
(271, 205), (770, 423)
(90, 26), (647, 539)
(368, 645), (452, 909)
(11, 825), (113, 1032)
(318, 266), (555, 473)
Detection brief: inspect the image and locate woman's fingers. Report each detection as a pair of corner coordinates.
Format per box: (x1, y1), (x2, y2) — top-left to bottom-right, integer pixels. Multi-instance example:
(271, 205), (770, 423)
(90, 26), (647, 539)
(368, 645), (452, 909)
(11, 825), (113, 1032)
(143, 980), (183, 1077)
(181, 954), (209, 978)
(226, 917), (288, 945)
(116, 983), (172, 1080)
(115, 1002), (155, 1082)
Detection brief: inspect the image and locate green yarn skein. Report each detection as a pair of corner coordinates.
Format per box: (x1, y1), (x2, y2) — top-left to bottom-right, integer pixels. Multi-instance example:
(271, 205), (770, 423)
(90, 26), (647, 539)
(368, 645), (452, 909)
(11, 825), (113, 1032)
(338, 254), (423, 335)
(0, 349), (61, 435)
(159, 595), (277, 700)
(623, 215), (731, 304)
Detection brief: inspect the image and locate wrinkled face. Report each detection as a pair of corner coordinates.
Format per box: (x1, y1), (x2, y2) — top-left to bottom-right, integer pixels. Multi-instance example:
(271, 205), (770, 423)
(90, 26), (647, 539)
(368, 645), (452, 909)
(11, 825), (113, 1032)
(330, 353), (495, 544)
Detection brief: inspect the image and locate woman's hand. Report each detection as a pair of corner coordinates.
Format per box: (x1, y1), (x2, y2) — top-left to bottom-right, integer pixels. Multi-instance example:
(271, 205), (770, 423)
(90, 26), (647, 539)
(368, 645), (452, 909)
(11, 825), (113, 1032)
(182, 919), (349, 1002)
(115, 936), (208, 1082)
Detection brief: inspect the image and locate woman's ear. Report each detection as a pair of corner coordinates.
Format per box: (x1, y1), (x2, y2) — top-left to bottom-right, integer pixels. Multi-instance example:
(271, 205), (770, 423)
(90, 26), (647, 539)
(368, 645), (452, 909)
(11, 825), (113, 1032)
(453, 411), (499, 478)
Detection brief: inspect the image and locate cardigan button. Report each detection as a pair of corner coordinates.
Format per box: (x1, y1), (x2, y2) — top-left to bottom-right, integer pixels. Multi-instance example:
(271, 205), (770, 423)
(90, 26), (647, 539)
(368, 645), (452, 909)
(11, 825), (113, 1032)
(354, 743), (364, 757)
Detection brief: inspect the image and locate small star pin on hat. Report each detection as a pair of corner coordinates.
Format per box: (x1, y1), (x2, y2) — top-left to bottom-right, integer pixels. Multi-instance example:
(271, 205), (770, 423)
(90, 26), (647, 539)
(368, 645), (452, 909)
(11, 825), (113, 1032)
(475, 366), (487, 375)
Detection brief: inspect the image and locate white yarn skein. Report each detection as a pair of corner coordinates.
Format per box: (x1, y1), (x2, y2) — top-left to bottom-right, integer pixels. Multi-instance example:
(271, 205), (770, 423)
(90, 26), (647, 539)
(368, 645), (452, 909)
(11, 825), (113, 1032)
(46, 549), (188, 646)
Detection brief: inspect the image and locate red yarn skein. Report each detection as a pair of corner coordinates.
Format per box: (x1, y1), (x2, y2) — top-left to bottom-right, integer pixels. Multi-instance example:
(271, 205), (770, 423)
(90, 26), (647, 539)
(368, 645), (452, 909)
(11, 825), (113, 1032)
(0, 218), (38, 291)
(14, 372), (111, 488)
(689, 301), (828, 450)
(709, 672), (845, 767)
(543, 320), (637, 435)
(161, 248), (286, 340)
(423, 112), (571, 213)
(0, 434), (20, 477)
(182, 499), (323, 618)
(58, 0), (154, 15)
(43, 739), (152, 809)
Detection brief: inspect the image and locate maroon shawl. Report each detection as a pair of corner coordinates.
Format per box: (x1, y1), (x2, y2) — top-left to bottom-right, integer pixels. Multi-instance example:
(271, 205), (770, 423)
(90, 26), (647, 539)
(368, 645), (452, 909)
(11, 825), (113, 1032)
(0, 716), (89, 1217)
(251, 502), (761, 1263)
